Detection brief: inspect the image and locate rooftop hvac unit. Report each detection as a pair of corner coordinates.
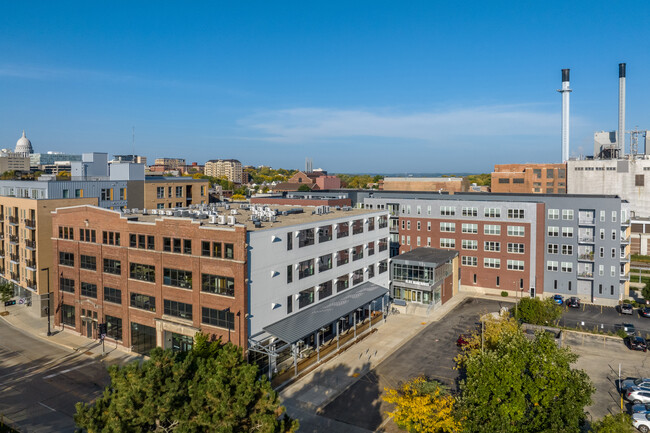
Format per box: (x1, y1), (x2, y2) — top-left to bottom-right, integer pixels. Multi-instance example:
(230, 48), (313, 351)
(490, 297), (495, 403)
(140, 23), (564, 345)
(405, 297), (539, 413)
(142, 208), (148, 215)
(231, 209), (238, 215)
(166, 210), (173, 216)
(131, 208), (139, 213)
(173, 211), (182, 217)
(254, 221), (262, 228)
(150, 209), (157, 215)
(123, 209), (131, 214)
(224, 204), (230, 210)
(209, 215), (218, 224)
(227, 215), (236, 225)
(218, 215), (226, 225)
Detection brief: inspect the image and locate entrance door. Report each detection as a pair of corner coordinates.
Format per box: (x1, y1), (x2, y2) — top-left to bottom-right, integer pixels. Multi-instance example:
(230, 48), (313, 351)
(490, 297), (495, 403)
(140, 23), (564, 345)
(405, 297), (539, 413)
(86, 320), (93, 339)
(530, 287), (536, 298)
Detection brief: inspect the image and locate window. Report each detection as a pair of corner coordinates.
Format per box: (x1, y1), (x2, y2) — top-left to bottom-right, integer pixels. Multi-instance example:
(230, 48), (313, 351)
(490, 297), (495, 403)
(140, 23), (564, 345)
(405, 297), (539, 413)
(599, 247), (604, 258)
(298, 228), (315, 247)
(407, 221), (411, 230)
(462, 239), (478, 250)
(611, 285), (614, 296)
(157, 187), (164, 199)
(287, 232), (293, 250)
(533, 169), (542, 178)
(561, 245), (573, 255)
(352, 268), (364, 285)
(598, 284), (602, 295)
(378, 238), (388, 252)
(319, 225), (332, 243)
(286, 295), (293, 314)
(368, 241), (375, 256)
(548, 209), (559, 220)
(319, 281), (333, 300)
(173, 238), (181, 253)
(416, 206), (421, 215)
(548, 226), (559, 237)
(164, 300), (192, 320)
(104, 287), (122, 304)
(168, 187), (172, 198)
(440, 238), (455, 249)
(507, 209), (525, 219)
(440, 206), (456, 216)
(79, 229), (96, 243)
(507, 243), (525, 254)
(163, 268), (193, 289)
(379, 260), (388, 274)
(611, 266), (616, 277)
(561, 262), (573, 273)
(484, 225), (501, 235)
(225, 243), (234, 259)
(496, 276), (500, 286)
(378, 215), (388, 229)
(612, 230), (616, 240)
(547, 244), (558, 254)
(498, 178), (510, 184)
(507, 226), (525, 237)
(427, 221), (431, 231)
(80, 282), (97, 298)
(352, 219), (364, 235)
(175, 186), (183, 198)
(100, 188), (113, 201)
(562, 209), (574, 220)
(60, 277), (74, 293)
(202, 307), (234, 329)
(102, 231), (120, 246)
(298, 287), (315, 308)
(337, 275), (350, 292)
(213, 242), (222, 258)
(59, 226), (74, 240)
(507, 260), (524, 271)
(130, 263), (156, 282)
(61, 304), (75, 326)
(80, 255), (97, 271)
(183, 239), (191, 254)
(598, 265), (604, 276)
(298, 259), (315, 279)
(337, 249), (349, 266)
(484, 241), (500, 252)
(319, 253), (333, 272)
(562, 227), (573, 238)
(484, 258), (500, 269)
(484, 208), (501, 218)
(352, 245), (364, 261)
(59, 251), (74, 267)
(103, 258), (121, 275)
(462, 207), (478, 217)
(440, 222), (455, 232)
(202, 241), (211, 257)
(417, 221), (421, 231)
(462, 223), (478, 234)
(611, 248), (616, 259)
(600, 210), (605, 222)
(75, 189), (83, 198)
(462, 256), (478, 266)
(120, 188), (126, 200)
(512, 178), (524, 184)
(547, 261), (558, 271)
(612, 211), (617, 223)
(130, 293), (156, 312)
(600, 229), (605, 240)
(148, 236), (155, 250)
(367, 264), (375, 279)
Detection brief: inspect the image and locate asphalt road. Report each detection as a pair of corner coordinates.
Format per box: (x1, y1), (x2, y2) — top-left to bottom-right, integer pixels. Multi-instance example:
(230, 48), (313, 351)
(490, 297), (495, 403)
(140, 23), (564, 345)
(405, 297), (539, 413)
(320, 297), (512, 432)
(559, 303), (650, 336)
(0, 320), (111, 432)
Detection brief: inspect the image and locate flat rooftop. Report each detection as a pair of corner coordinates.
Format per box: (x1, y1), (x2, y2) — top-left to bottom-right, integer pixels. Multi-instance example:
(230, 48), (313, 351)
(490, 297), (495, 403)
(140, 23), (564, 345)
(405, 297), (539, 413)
(392, 247), (458, 265)
(123, 204), (382, 231)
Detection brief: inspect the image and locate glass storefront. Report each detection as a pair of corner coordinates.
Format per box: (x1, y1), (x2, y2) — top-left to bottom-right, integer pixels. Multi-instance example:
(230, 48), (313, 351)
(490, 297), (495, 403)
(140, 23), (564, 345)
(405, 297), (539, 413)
(171, 332), (193, 352)
(392, 285), (441, 305)
(131, 322), (156, 355)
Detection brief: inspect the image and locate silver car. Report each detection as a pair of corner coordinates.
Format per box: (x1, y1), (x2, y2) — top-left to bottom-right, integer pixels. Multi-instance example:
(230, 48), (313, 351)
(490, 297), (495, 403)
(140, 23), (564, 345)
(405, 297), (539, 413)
(623, 378), (650, 391)
(626, 388), (650, 404)
(633, 412), (650, 433)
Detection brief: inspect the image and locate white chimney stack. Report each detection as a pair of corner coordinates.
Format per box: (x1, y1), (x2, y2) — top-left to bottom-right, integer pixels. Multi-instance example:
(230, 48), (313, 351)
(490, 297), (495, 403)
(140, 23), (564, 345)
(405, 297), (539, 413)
(618, 63), (626, 157)
(558, 69), (572, 162)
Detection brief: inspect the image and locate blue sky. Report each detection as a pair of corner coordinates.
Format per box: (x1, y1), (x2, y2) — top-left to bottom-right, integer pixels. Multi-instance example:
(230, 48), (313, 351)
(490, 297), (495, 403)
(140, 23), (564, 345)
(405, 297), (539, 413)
(1, 1), (649, 173)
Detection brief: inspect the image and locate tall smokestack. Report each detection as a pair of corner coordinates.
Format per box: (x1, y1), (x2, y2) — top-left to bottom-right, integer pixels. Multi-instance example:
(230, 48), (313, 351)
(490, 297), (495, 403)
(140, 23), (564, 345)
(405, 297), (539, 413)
(558, 68), (572, 162)
(618, 63), (626, 157)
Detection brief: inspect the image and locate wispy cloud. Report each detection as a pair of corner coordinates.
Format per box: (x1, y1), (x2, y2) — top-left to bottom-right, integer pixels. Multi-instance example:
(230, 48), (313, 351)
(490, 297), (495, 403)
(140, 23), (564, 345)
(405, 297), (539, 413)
(240, 105), (587, 144)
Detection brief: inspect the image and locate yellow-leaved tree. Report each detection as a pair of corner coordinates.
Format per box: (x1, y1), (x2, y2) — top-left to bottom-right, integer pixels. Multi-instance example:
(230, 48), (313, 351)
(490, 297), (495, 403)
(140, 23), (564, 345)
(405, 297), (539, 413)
(454, 311), (520, 367)
(383, 376), (460, 433)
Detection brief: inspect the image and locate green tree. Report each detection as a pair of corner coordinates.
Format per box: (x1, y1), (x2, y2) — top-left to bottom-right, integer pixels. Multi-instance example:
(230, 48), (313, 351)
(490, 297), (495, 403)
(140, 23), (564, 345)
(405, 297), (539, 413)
(642, 284), (650, 304)
(297, 184), (311, 192)
(74, 334), (298, 433)
(0, 282), (13, 311)
(513, 297), (562, 325)
(457, 328), (594, 433)
(589, 413), (634, 432)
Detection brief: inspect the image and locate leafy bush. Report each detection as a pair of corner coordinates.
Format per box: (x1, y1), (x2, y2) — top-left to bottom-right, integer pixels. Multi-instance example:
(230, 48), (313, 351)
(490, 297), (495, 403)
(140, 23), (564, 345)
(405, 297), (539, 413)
(589, 412), (634, 432)
(501, 291), (508, 297)
(513, 297), (562, 325)
(616, 329), (628, 339)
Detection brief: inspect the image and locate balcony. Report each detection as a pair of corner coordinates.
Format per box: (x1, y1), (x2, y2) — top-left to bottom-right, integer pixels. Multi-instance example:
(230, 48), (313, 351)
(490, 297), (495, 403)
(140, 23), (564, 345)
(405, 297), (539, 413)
(9, 235), (18, 244)
(577, 272), (594, 279)
(10, 273), (19, 283)
(8, 216), (18, 225)
(25, 239), (35, 249)
(26, 280), (36, 290)
(25, 259), (36, 270)
(0, 250), (5, 258)
(578, 237), (594, 244)
(578, 218), (595, 225)
(578, 253), (594, 261)
(24, 219), (35, 229)
(9, 253), (19, 263)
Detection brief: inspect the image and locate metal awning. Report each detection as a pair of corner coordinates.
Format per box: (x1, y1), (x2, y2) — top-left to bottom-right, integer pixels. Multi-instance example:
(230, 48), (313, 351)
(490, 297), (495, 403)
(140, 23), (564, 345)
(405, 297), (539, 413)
(263, 282), (388, 344)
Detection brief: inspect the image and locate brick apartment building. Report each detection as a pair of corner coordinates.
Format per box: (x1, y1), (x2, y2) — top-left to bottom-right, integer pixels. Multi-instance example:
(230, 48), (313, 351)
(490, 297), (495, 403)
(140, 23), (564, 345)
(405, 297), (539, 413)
(491, 163), (567, 194)
(52, 206), (247, 354)
(144, 177), (209, 209)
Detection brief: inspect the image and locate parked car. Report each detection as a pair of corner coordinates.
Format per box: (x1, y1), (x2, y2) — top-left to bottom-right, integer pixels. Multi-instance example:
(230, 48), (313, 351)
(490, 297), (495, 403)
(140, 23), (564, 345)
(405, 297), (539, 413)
(632, 403), (650, 414)
(552, 294), (564, 305)
(620, 303), (634, 315)
(640, 307), (650, 318)
(626, 336), (648, 352)
(623, 378), (650, 391)
(567, 296), (580, 308)
(626, 388), (650, 404)
(618, 323), (637, 336)
(457, 334), (471, 347)
(633, 412), (650, 432)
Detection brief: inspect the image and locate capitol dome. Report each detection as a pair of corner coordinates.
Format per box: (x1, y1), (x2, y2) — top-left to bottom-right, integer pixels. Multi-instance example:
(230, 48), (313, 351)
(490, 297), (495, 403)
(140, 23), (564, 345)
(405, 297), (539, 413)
(15, 130), (34, 155)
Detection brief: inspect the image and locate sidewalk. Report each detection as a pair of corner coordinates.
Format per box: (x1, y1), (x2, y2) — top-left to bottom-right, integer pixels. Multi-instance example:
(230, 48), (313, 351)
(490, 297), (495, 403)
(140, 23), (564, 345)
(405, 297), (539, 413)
(0, 302), (142, 366)
(279, 292), (475, 432)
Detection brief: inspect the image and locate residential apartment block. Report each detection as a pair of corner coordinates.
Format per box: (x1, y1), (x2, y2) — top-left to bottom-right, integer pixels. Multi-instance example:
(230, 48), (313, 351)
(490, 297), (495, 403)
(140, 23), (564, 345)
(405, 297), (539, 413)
(204, 159), (243, 184)
(143, 177), (209, 209)
(379, 177), (466, 192)
(491, 163), (567, 194)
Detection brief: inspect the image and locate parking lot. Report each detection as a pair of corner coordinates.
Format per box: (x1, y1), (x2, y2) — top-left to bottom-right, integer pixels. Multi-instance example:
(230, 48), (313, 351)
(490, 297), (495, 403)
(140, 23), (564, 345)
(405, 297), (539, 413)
(318, 298), (650, 432)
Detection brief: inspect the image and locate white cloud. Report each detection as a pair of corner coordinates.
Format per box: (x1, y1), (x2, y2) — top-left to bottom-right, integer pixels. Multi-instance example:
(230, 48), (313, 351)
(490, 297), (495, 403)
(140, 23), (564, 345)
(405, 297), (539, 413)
(240, 105), (574, 144)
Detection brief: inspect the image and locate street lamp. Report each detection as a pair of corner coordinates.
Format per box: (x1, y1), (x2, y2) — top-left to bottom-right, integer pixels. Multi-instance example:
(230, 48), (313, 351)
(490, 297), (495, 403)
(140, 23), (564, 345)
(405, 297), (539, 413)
(41, 267), (51, 336)
(224, 307), (231, 342)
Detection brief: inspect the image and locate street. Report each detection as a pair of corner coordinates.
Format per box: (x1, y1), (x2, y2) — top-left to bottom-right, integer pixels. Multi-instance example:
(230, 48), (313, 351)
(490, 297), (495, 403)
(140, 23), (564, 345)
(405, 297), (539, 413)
(0, 320), (111, 432)
(560, 303), (650, 336)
